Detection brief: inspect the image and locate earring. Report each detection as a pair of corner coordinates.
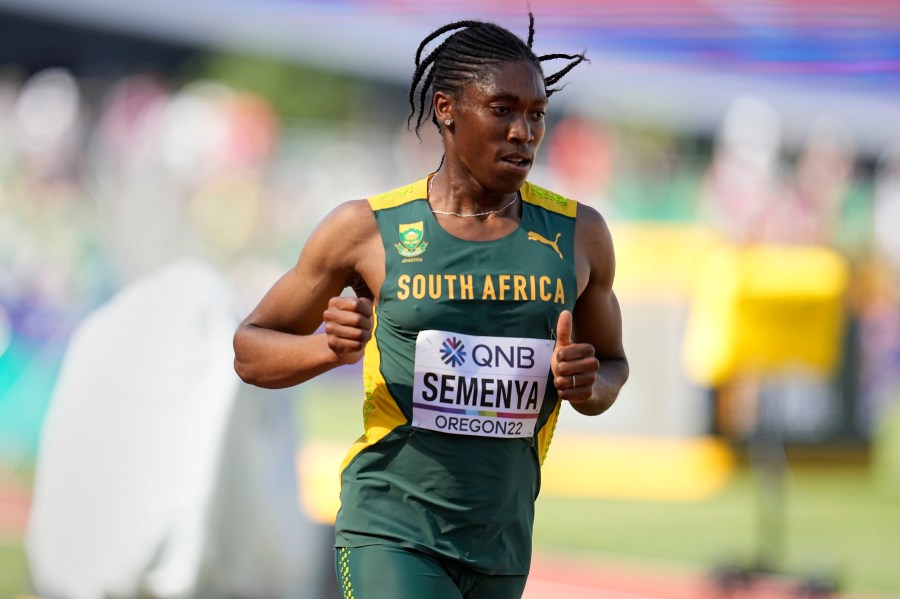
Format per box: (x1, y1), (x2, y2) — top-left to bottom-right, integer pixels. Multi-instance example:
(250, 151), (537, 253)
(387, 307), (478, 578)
(444, 119), (452, 126)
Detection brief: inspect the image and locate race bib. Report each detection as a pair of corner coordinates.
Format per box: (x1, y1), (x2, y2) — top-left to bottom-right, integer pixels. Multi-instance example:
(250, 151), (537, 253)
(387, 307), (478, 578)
(411, 330), (554, 438)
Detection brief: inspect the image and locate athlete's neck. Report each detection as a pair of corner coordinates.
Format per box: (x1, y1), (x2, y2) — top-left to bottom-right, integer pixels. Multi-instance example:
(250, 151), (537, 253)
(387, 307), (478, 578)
(428, 171), (520, 220)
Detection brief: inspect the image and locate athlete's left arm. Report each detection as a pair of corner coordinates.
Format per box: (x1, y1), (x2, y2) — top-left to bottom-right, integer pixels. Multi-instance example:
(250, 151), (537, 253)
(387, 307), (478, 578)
(552, 204), (629, 416)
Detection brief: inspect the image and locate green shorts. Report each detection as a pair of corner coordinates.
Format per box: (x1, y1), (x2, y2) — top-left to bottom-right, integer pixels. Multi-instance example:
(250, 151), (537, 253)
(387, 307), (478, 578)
(335, 546), (528, 599)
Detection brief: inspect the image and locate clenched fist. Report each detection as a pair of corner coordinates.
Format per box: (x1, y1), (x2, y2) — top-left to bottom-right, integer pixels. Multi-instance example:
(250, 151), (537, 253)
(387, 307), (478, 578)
(323, 296), (373, 364)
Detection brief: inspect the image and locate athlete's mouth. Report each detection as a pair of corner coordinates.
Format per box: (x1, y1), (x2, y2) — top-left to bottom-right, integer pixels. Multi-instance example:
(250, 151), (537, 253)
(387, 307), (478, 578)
(501, 154), (532, 168)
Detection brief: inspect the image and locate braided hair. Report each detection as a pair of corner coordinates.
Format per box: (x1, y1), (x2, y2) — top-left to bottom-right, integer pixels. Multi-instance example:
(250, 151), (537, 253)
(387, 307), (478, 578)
(408, 11), (587, 136)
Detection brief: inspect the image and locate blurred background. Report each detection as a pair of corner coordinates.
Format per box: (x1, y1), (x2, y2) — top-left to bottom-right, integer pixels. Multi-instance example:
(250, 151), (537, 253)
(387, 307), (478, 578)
(1, 1), (899, 598)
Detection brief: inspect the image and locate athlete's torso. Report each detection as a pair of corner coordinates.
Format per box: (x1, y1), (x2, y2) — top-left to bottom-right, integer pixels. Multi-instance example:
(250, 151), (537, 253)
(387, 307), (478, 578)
(334, 176), (578, 574)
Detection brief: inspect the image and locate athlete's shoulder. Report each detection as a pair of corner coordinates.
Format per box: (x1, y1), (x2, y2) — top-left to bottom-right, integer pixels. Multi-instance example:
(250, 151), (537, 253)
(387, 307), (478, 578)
(520, 181), (578, 218)
(314, 199), (378, 242)
(368, 177), (429, 211)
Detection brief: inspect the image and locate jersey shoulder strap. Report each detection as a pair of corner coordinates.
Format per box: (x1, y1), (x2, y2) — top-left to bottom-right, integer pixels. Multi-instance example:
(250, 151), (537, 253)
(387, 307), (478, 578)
(520, 181), (578, 218)
(368, 177), (429, 212)
(368, 177), (578, 218)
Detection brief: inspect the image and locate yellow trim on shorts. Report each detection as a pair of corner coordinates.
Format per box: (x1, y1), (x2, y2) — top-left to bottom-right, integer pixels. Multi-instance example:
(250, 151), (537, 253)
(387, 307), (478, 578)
(339, 308), (408, 476)
(537, 401), (562, 465)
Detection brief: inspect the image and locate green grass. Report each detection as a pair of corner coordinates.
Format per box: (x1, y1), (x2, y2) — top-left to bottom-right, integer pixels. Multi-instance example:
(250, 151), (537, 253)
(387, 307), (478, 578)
(0, 536), (29, 598)
(533, 468), (900, 596)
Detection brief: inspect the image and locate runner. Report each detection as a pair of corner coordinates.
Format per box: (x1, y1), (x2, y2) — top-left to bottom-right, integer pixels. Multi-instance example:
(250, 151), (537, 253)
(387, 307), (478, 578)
(233, 12), (628, 598)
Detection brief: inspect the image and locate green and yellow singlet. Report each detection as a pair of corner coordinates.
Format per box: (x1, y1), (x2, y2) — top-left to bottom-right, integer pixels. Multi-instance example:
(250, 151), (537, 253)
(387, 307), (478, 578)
(334, 176), (577, 574)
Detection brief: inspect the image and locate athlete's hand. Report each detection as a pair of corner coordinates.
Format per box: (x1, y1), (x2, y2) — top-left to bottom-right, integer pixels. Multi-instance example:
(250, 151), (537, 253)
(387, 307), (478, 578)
(323, 296), (373, 365)
(551, 310), (600, 407)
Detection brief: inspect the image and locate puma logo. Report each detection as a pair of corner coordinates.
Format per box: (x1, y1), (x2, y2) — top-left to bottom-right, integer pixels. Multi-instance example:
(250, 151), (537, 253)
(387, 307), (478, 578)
(527, 231), (563, 259)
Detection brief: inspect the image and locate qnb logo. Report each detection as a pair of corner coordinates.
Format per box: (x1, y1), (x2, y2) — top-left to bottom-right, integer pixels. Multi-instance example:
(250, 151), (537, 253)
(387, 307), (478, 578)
(440, 337), (466, 367)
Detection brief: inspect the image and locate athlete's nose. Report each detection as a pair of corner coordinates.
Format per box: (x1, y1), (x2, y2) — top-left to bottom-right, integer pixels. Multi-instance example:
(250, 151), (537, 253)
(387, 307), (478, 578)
(508, 113), (534, 145)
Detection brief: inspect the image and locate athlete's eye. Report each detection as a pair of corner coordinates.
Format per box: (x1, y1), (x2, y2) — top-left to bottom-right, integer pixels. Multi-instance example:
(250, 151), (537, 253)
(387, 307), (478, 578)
(531, 111), (546, 121)
(491, 105), (511, 116)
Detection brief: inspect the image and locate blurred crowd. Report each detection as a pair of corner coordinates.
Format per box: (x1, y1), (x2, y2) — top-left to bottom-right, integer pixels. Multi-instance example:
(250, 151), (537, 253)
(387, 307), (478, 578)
(1, 64), (899, 461)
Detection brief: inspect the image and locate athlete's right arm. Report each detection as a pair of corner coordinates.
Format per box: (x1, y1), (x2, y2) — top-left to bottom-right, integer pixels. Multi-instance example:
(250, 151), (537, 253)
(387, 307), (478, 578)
(233, 200), (381, 389)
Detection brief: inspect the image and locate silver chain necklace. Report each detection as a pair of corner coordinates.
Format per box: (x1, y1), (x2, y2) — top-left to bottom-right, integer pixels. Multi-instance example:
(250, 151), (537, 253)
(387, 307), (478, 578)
(428, 177), (520, 218)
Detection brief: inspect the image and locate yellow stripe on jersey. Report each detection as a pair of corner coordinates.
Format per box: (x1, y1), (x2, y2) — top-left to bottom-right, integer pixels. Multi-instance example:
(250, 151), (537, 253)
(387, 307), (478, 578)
(520, 181), (578, 218)
(368, 178), (576, 218)
(368, 177), (430, 211)
(537, 401), (562, 465)
(339, 309), (409, 477)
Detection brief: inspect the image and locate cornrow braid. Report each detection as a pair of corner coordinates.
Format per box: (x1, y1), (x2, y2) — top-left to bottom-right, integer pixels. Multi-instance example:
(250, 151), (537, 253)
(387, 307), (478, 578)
(408, 11), (587, 137)
(541, 53), (589, 89)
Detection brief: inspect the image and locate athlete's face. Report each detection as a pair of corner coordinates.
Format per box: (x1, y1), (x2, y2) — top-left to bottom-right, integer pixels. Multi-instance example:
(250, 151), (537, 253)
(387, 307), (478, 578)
(450, 60), (548, 193)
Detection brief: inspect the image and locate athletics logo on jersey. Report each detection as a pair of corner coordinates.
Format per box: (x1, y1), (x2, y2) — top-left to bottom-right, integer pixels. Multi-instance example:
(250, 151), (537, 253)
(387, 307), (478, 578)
(440, 337), (466, 367)
(527, 231), (564, 259)
(395, 221), (428, 257)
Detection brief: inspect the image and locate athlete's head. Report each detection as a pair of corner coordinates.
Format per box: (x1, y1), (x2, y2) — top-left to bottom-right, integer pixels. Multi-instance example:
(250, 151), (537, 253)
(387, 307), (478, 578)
(409, 12), (586, 136)
(408, 12), (587, 191)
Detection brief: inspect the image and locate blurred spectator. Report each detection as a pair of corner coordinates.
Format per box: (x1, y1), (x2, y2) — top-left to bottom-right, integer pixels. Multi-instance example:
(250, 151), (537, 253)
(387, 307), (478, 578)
(758, 115), (872, 259)
(873, 141), (900, 275)
(13, 68), (85, 186)
(546, 113), (614, 213)
(698, 95), (786, 244)
(857, 142), (900, 436)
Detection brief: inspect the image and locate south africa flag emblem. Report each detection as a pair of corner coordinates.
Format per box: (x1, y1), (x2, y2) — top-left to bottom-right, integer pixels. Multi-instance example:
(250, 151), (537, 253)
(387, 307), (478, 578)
(395, 221), (428, 257)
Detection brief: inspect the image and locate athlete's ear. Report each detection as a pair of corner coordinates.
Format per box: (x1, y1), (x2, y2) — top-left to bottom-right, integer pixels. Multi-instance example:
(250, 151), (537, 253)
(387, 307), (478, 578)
(434, 91), (453, 127)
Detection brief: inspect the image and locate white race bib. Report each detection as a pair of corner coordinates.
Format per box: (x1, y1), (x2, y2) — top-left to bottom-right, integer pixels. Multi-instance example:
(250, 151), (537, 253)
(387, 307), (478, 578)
(411, 330), (554, 438)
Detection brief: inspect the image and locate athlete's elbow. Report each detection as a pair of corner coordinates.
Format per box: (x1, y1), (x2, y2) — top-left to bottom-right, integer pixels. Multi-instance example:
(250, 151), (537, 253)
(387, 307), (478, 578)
(574, 393), (617, 417)
(233, 356), (257, 385)
(233, 329), (268, 387)
(233, 357), (288, 389)
(233, 350), (262, 385)
(580, 358), (629, 416)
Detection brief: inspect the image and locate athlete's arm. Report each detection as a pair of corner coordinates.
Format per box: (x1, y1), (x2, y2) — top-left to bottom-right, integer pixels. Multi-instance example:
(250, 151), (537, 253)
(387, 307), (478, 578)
(233, 200), (382, 389)
(551, 204), (628, 416)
